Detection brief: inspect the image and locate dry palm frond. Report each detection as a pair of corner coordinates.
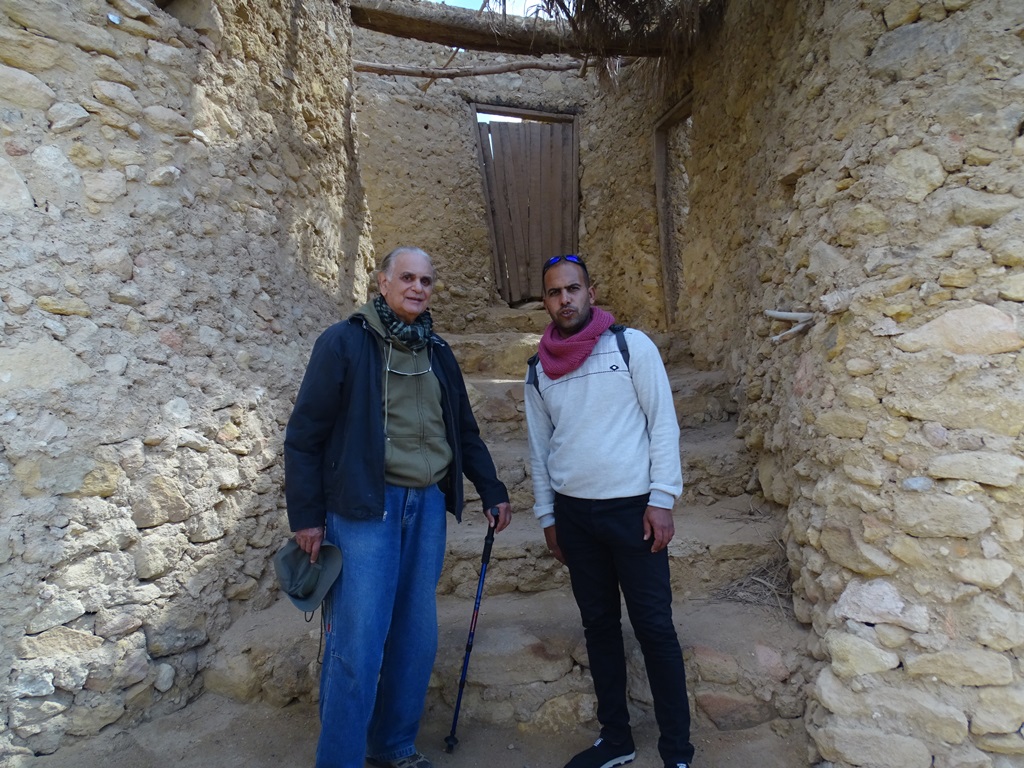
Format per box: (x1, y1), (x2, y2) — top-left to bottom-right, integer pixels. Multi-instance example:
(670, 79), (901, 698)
(709, 556), (794, 615)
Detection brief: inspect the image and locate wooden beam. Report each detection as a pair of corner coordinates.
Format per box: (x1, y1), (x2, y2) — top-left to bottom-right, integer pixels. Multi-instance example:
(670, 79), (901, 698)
(348, 0), (667, 57)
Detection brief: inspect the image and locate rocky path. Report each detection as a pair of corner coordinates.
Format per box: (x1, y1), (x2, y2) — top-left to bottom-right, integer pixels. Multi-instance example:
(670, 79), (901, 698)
(26, 306), (812, 768)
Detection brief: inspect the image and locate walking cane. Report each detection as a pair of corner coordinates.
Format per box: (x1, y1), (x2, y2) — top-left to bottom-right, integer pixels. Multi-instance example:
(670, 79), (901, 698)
(444, 518), (496, 753)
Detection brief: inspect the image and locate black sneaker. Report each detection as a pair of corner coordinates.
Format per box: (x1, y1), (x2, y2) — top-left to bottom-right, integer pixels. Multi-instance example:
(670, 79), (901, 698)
(565, 737), (636, 768)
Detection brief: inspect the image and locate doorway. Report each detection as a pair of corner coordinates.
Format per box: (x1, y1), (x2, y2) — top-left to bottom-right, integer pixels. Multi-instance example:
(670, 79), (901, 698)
(474, 105), (579, 304)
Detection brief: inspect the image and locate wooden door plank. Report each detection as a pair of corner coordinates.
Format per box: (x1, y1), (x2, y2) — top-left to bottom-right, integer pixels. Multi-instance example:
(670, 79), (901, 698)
(527, 123), (544, 296)
(495, 122), (531, 300)
(489, 123), (525, 301)
(476, 122), (509, 302)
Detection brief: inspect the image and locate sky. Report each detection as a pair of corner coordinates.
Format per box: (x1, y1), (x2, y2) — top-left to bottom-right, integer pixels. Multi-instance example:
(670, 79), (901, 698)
(437, 0), (546, 17)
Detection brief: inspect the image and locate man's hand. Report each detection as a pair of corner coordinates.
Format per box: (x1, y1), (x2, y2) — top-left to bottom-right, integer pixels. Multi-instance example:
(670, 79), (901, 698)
(642, 506), (675, 553)
(543, 525), (565, 564)
(485, 502), (513, 533)
(294, 526), (324, 563)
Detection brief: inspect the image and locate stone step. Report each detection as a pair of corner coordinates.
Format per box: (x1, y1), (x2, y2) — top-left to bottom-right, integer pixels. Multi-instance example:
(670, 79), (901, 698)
(446, 332), (541, 378)
(464, 359), (739, 440)
(469, 425), (756, 518)
(441, 494), (785, 602)
(459, 303), (552, 334)
(681, 420), (756, 503)
(430, 587), (811, 747)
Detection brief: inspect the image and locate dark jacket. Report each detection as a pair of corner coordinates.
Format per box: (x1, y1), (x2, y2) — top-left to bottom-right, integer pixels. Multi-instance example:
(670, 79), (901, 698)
(283, 312), (508, 530)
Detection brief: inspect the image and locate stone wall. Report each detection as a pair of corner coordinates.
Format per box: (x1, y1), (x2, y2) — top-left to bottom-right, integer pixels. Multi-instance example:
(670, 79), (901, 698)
(353, 29), (679, 332)
(678, 0), (1024, 765)
(0, 0), (368, 758)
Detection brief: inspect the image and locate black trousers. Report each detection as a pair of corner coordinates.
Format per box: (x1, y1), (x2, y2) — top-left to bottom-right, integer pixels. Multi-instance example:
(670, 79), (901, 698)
(555, 492), (695, 766)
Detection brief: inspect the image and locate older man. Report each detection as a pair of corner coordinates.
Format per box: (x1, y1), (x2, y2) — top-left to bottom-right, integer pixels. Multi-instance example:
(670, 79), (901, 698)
(525, 254), (694, 768)
(284, 246), (512, 768)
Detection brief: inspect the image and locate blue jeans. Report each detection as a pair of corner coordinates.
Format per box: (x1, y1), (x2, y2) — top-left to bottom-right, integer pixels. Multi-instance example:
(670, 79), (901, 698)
(555, 493), (694, 766)
(316, 483), (448, 768)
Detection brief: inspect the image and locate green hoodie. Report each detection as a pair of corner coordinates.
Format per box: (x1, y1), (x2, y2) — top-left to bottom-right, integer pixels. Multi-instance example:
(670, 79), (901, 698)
(358, 300), (453, 488)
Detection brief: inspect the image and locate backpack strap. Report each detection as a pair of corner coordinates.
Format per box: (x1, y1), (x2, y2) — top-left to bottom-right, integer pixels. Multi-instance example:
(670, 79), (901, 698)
(528, 327), (630, 395)
(609, 324), (629, 369)
(527, 352), (540, 393)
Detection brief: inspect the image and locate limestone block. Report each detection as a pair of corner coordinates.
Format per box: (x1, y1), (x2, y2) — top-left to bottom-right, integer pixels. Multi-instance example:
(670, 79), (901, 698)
(132, 531), (185, 580)
(66, 690), (124, 736)
(0, 338), (92, 396)
(83, 170), (127, 202)
(883, 0), (922, 29)
(975, 732), (1024, 755)
(998, 273), (1024, 302)
(531, 691), (597, 731)
(54, 551), (136, 592)
(461, 625), (573, 686)
(818, 667), (969, 743)
(94, 610), (143, 640)
(92, 246), (133, 280)
(0, 26), (63, 71)
(885, 147), (945, 202)
(835, 579), (929, 633)
(27, 595), (86, 635)
(821, 523), (899, 576)
(825, 630), (900, 678)
(185, 511), (224, 543)
(964, 595), (1024, 651)
(9, 663), (56, 698)
(127, 477), (185, 529)
(972, 685), (1024, 735)
(0, 0), (117, 55)
(154, 663), (175, 692)
(147, 40), (186, 67)
(944, 187), (1021, 227)
(842, 204), (889, 240)
(894, 304), (1023, 355)
(71, 463), (121, 497)
(870, 16), (967, 79)
(110, 0), (153, 20)
(17, 627), (104, 660)
(950, 558), (1013, 589)
(813, 724), (932, 768)
(892, 493), (991, 538)
(928, 452), (1024, 487)
(885, 376), (1024, 437)
(905, 648), (1013, 686)
(91, 80), (143, 117)
(691, 644), (741, 684)
(0, 63), (57, 110)
(143, 608), (209, 658)
(0, 157), (33, 211)
(142, 104), (191, 135)
(695, 689), (774, 730)
(8, 695), (69, 728)
(36, 295), (91, 317)
(814, 410), (868, 439)
(146, 165), (181, 186)
(30, 144), (83, 208)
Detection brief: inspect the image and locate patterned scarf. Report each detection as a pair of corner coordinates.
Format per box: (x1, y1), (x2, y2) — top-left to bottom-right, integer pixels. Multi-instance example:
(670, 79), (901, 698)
(538, 306), (616, 379)
(374, 294), (433, 350)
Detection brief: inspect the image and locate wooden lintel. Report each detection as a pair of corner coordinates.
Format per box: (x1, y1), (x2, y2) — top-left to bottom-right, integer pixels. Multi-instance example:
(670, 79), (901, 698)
(347, 0), (667, 57)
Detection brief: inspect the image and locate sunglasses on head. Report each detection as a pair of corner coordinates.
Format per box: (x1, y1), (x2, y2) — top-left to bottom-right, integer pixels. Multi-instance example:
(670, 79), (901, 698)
(542, 254), (588, 276)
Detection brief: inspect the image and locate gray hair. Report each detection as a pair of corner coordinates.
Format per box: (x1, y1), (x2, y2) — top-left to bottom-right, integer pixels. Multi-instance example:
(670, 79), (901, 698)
(377, 246), (435, 278)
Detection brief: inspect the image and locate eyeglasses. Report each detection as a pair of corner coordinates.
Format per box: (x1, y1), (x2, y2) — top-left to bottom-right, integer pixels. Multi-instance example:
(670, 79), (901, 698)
(385, 343), (432, 376)
(542, 254), (588, 277)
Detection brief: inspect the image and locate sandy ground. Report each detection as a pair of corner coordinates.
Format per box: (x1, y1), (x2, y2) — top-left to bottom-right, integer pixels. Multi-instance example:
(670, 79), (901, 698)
(23, 688), (807, 768)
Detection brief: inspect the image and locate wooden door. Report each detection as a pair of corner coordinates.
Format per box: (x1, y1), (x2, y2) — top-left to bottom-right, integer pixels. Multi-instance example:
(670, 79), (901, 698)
(476, 114), (578, 304)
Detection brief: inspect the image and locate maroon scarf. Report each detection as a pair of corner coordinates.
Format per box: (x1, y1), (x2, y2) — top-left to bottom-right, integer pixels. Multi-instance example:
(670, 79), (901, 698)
(538, 307), (616, 379)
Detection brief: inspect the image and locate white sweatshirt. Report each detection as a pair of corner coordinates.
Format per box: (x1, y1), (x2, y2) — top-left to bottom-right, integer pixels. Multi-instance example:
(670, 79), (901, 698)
(525, 327), (683, 528)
